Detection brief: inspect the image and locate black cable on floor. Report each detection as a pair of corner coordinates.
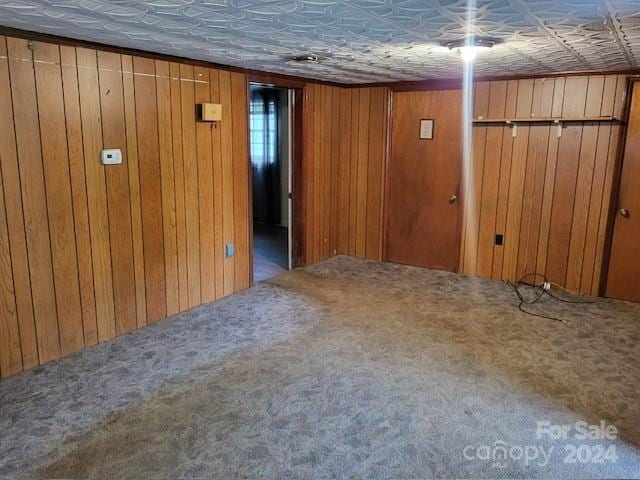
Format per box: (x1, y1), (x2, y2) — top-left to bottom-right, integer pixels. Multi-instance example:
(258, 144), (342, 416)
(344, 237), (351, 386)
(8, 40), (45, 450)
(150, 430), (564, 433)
(507, 273), (595, 324)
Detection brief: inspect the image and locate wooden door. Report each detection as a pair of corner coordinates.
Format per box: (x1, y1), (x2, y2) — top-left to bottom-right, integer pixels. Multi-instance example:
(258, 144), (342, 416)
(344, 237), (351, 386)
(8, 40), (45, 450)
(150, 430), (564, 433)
(606, 81), (640, 302)
(385, 90), (462, 271)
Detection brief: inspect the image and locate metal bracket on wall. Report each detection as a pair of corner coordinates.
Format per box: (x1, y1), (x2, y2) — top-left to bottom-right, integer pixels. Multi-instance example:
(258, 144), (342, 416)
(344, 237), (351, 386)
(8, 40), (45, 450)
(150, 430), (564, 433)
(504, 119), (562, 138)
(473, 116), (620, 140)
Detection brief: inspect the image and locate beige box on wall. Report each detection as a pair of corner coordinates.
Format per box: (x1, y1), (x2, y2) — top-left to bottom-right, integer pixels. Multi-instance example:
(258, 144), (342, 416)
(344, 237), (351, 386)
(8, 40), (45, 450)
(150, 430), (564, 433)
(198, 103), (222, 121)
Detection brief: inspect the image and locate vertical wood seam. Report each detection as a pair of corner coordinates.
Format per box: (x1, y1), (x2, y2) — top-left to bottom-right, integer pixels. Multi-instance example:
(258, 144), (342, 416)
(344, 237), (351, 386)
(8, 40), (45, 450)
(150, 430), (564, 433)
(531, 81), (558, 277)
(561, 83), (590, 286)
(122, 56), (142, 324)
(95, 53), (118, 336)
(500, 81), (520, 280)
(0, 159), (23, 374)
(72, 46), (100, 342)
(29, 42), (63, 357)
(61, 46), (90, 347)
(540, 78), (567, 277)
(486, 84), (508, 276)
(511, 82), (535, 280)
(4, 41), (39, 367)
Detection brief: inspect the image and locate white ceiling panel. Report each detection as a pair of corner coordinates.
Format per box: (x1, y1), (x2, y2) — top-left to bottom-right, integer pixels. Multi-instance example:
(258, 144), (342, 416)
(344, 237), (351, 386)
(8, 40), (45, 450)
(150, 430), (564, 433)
(0, 0), (638, 83)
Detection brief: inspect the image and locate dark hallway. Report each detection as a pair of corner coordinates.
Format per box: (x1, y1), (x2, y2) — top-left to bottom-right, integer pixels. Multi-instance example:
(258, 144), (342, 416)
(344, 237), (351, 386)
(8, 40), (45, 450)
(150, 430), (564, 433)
(253, 223), (288, 281)
(250, 84), (291, 282)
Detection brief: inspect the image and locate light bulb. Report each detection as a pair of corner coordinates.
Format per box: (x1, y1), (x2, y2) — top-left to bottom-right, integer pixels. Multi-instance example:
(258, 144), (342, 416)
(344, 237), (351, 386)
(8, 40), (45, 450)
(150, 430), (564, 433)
(457, 46), (478, 63)
(446, 38), (496, 63)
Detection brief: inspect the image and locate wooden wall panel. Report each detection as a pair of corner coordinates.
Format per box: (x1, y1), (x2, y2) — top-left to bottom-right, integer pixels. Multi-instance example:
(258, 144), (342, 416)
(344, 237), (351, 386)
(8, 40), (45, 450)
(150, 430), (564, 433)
(516, 78), (554, 281)
(476, 81), (507, 277)
(0, 38), (22, 377)
(134, 57), (167, 323)
(591, 101), (624, 292)
(169, 62), (189, 313)
(209, 70), (225, 302)
(8, 37), (61, 363)
(461, 81), (490, 275)
(194, 67), (216, 303)
(61, 45), (99, 346)
(535, 79), (565, 277)
(0, 37), (39, 370)
(304, 85), (322, 264)
(156, 60), (179, 317)
(34, 43), (84, 356)
(501, 79), (534, 281)
(302, 85), (315, 263)
(459, 74), (628, 295)
(348, 90), (360, 257)
(230, 72), (250, 291)
(491, 80), (518, 279)
(98, 51), (137, 336)
(315, 85), (324, 262)
(365, 88), (387, 261)
(219, 71), (235, 296)
(0, 35), (251, 378)
(337, 89), (352, 254)
(330, 87), (341, 258)
(355, 88), (370, 259)
(179, 64), (202, 309)
(0, 163), (21, 376)
(303, 85), (389, 264)
(121, 55), (147, 329)
(321, 86), (331, 260)
(77, 46), (116, 343)
(545, 77), (589, 286)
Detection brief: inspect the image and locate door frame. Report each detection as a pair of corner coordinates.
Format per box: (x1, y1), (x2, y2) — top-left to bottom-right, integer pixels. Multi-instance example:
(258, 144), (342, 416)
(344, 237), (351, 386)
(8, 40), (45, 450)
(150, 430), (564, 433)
(600, 75), (640, 296)
(381, 89), (394, 263)
(382, 88), (464, 272)
(247, 75), (305, 285)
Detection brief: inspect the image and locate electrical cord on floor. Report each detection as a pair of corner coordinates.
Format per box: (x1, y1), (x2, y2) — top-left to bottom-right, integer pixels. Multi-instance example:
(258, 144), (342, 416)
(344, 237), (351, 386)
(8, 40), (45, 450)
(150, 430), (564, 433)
(508, 273), (596, 324)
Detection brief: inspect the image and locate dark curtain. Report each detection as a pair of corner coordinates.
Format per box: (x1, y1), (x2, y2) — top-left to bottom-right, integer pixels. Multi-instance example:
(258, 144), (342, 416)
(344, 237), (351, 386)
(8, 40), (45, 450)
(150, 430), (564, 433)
(250, 88), (281, 225)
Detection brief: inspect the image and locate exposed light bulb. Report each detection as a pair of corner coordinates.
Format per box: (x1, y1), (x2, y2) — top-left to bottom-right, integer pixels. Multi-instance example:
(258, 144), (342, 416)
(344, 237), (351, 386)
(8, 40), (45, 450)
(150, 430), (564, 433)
(457, 46), (479, 63)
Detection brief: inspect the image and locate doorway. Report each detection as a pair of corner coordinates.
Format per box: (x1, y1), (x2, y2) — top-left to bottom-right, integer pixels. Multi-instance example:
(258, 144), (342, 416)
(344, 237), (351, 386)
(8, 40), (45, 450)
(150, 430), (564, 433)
(605, 79), (640, 302)
(385, 90), (463, 271)
(250, 84), (293, 282)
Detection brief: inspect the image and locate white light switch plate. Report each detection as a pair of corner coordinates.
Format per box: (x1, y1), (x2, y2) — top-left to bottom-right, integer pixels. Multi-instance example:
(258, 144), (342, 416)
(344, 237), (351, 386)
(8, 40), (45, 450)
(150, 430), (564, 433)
(101, 149), (122, 165)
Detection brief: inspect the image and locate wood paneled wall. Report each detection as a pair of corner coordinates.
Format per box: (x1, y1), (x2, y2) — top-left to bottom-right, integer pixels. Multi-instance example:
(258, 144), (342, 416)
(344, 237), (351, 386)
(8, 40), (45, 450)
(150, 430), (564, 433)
(298, 74), (629, 297)
(0, 35), (250, 378)
(0, 30), (629, 378)
(303, 84), (389, 264)
(459, 74), (628, 295)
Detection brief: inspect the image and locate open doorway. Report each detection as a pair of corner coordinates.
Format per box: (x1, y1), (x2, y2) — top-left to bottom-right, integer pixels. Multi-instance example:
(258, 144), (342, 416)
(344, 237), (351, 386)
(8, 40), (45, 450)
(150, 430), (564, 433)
(250, 84), (293, 282)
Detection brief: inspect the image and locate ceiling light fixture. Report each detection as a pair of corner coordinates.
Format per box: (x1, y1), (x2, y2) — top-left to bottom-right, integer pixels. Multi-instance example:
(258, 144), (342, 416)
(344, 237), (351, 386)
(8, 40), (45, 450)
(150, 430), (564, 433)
(446, 38), (496, 63)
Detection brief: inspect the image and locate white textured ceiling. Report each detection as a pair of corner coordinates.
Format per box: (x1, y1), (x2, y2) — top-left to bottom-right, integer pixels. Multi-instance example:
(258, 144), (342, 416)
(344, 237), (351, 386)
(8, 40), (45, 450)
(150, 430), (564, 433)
(0, 1), (639, 84)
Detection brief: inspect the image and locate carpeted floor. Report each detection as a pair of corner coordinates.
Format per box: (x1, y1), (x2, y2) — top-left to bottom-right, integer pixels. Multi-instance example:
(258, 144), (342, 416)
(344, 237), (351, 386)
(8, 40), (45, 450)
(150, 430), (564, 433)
(253, 223), (289, 282)
(1, 256), (639, 479)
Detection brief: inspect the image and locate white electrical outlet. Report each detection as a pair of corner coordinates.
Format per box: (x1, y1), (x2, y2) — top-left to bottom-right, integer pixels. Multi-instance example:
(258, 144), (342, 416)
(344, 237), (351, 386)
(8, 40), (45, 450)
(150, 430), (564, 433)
(101, 149), (122, 165)
(543, 282), (551, 291)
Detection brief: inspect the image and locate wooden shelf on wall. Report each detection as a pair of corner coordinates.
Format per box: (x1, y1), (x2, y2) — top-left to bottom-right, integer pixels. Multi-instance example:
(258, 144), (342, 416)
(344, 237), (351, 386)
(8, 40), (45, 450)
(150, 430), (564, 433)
(472, 115), (623, 138)
(472, 115), (622, 124)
